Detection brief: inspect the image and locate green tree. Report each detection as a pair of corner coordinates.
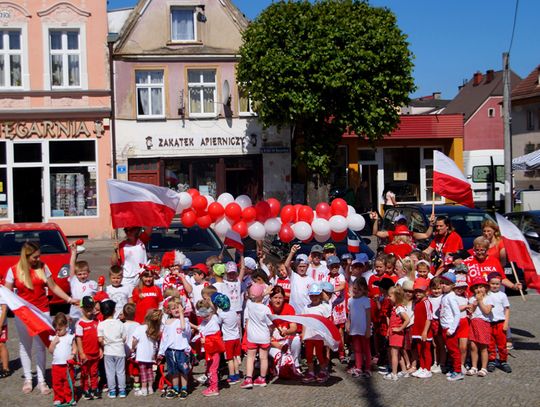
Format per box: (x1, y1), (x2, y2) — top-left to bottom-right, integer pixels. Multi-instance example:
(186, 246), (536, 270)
(237, 0), (415, 204)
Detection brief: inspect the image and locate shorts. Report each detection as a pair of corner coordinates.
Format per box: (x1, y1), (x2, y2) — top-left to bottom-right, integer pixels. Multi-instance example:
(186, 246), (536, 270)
(165, 349), (192, 376)
(224, 339), (241, 360)
(245, 340), (270, 351)
(388, 331), (404, 348)
(431, 319), (440, 336)
(469, 319), (491, 345)
(0, 325), (7, 343)
(455, 318), (469, 339)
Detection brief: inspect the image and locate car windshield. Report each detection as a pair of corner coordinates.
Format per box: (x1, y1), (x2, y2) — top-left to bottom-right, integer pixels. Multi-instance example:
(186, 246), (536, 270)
(149, 225), (222, 252)
(415, 211), (494, 237)
(0, 230), (68, 256)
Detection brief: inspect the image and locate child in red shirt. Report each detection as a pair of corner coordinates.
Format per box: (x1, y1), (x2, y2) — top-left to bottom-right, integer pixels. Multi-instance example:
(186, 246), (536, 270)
(75, 296), (101, 399)
(384, 285), (409, 381)
(130, 267), (163, 324)
(410, 278), (433, 379)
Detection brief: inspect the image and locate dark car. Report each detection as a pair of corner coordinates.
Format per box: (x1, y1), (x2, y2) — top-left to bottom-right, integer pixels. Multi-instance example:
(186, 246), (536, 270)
(505, 211), (540, 252)
(381, 205), (494, 250)
(147, 223), (232, 264)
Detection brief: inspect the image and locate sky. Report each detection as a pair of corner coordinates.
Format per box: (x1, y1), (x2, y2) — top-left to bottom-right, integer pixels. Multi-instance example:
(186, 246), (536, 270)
(108, 0), (540, 100)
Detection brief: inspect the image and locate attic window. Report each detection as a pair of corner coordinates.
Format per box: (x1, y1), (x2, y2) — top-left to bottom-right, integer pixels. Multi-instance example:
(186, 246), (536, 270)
(171, 7), (196, 41)
(487, 108), (495, 118)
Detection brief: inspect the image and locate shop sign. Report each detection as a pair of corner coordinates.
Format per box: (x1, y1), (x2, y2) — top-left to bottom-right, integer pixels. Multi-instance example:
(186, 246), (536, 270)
(1, 120), (105, 140)
(146, 134), (257, 151)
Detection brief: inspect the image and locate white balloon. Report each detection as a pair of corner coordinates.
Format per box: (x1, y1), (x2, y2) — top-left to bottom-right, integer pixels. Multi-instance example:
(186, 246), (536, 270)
(347, 213), (366, 231)
(292, 221), (312, 241)
(311, 218), (330, 236)
(347, 205), (356, 216)
(264, 217), (282, 235)
(248, 221), (266, 241)
(235, 194), (252, 210)
(217, 192), (235, 206)
(213, 216), (232, 237)
(314, 232), (331, 243)
(329, 215), (348, 233)
(205, 195), (215, 208)
(176, 192), (192, 213)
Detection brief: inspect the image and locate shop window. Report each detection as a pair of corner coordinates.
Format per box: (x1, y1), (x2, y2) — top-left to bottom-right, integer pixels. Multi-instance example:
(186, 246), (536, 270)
(384, 148), (420, 202)
(171, 7), (196, 41)
(164, 160), (190, 191)
(50, 140), (95, 163)
(188, 69), (217, 117)
(192, 160), (216, 197)
(49, 30), (80, 87)
(14, 143), (42, 163)
(0, 30), (22, 88)
(136, 70), (165, 118)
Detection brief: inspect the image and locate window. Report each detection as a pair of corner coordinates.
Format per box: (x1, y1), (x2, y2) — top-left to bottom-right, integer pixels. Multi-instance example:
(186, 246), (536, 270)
(238, 86), (255, 116)
(487, 108), (495, 118)
(49, 140), (97, 217)
(472, 165), (504, 183)
(526, 110), (534, 130)
(0, 142), (6, 219)
(0, 30), (22, 88)
(171, 8), (196, 41)
(49, 30), (80, 87)
(188, 69), (216, 117)
(136, 70), (164, 118)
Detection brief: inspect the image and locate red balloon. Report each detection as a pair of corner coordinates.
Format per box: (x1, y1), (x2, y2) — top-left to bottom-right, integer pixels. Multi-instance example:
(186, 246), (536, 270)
(315, 202), (332, 220)
(255, 201), (271, 222)
(207, 202), (225, 221)
(187, 188), (200, 198)
(298, 205), (314, 223)
(242, 206), (257, 223)
(232, 220), (248, 238)
(331, 198), (348, 217)
(225, 202), (242, 222)
(181, 209), (197, 228)
(278, 223), (295, 243)
(280, 205), (295, 224)
(331, 230), (347, 242)
(267, 198), (281, 218)
(293, 204), (302, 222)
(196, 214), (213, 229)
(192, 195), (208, 212)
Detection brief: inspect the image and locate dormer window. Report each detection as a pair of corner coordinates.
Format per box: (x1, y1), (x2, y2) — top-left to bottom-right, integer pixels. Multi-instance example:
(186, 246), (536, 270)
(171, 7), (196, 42)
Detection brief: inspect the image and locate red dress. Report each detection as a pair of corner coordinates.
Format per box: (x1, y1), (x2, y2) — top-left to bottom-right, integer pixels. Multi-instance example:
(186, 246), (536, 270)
(411, 298), (433, 340)
(388, 305), (406, 347)
(132, 285), (163, 323)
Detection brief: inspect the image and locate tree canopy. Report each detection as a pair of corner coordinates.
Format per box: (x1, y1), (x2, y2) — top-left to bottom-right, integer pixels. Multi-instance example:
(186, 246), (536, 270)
(237, 0), (415, 179)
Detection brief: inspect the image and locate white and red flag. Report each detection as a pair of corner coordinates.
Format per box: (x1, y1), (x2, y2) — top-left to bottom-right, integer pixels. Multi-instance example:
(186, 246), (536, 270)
(433, 150), (474, 208)
(224, 229), (244, 253)
(495, 213), (540, 292)
(347, 229), (360, 253)
(107, 179), (180, 228)
(0, 285), (55, 346)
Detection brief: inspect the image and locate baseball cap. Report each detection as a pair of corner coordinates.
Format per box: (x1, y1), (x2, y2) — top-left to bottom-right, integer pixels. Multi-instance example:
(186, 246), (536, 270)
(310, 244), (324, 254)
(308, 283), (323, 295)
(323, 243), (336, 251)
(327, 255), (340, 267)
(244, 257), (257, 270)
(249, 283), (265, 298)
(394, 225), (411, 235)
(320, 281), (334, 294)
(402, 279), (414, 291)
(211, 292), (231, 312)
(413, 278), (430, 291)
(440, 272), (456, 284)
(182, 257), (192, 270)
(296, 254), (309, 264)
(226, 261), (238, 273)
(351, 253), (369, 265)
(454, 274), (468, 288)
(394, 214), (407, 223)
(341, 253), (353, 260)
(213, 263), (226, 277)
(373, 277), (394, 291)
(192, 263), (209, 276)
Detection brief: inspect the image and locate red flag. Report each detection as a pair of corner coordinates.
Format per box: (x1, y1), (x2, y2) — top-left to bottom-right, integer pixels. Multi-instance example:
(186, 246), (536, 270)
(496, 213), (540, 292)
(0, 285), (55, 346)
(224, 229), (244, 253)
(433, 151), (474, 208)
(107, 179), (180, 228)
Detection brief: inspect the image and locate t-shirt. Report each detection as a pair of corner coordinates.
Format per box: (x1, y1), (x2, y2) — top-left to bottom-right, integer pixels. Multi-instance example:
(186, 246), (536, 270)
(464, 256), (506, 285)
(158, 318), (191, 355)
(245, 300), (272, 344)
(456, 295), (468, 318)
(191, 281), (209, 307)
(384, 243), (413, 259)
(6, 266), (52, 312)
(50, 333), (75, 365)
(213, 281), (230, 297)
(217, 309), (240, 341)
(199, 314), (221, 337)
(69, 277), (97, 319)
(124, 320), (140, 355)
(302, 302), (331, 341)
(289, 272), (314, 314)
(347, 296), (371, 336)
(389, 305), (407, 331)
(105, 284), (132, 319)
(118, 236), (148, 288)
(132, 285), (163, 323)
(484, 291), (510, 322)
(132, 324), (158, 363)
(275, 277), (291, 300)
(429, 231), (463, 255)
(428, 295), (442, 320)
(308, 263), (329, 282)
(468, 296), (490, 322)
(440, 292), (460, 335)
(97, 318), (126, 357)
(368, 274), (384, 298)
(326, 273), (347, 325)
(225, 280), (242, 312)
(411, 298), (433, 339)
(75, 318), (100, 359)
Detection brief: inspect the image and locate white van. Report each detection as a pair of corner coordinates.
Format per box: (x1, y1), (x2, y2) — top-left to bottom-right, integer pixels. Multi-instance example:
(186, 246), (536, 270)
(463, 149), (504, 210)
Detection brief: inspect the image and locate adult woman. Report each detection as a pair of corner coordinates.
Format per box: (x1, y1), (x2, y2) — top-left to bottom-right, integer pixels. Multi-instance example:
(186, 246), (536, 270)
(424, 216), (463, 274)
(268, 286), (302, 376)
(4, 242), (77, 394)
(482, 219), (507, 265)
(111, 226), (152, 291)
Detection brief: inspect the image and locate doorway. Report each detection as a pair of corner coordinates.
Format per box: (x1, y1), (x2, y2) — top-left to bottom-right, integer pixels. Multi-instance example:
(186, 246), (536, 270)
(13, 167), (42, 223)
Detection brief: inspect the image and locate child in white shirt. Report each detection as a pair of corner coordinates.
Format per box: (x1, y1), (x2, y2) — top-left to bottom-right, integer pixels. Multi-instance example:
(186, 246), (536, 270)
(485, 272), (511, 373)
(49, 313), (77, 406)
(68, 244), (97, 326)
(105, 265), (131, 319)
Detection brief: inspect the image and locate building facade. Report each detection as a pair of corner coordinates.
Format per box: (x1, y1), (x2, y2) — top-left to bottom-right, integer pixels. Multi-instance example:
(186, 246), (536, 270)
(0, 1), (112, 238)
(111, 0), (291, 203)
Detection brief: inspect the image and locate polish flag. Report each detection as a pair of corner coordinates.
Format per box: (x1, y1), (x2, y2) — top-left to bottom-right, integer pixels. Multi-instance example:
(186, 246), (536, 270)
(107, 179), (180, 228)
(347, 229), (360, 253)
(0, 285), (55, 346)
(433, 150), (474, 208)
(224, 229), (244, 253)
(495, 213), (540, 291)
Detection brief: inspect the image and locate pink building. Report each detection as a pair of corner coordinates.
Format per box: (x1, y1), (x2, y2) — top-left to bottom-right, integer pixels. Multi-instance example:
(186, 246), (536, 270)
(0, 1), (112, 238)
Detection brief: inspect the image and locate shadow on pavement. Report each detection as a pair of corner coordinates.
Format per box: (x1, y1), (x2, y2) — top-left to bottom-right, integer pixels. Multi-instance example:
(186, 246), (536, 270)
(272, 375), (343, 387)
(353, 376), (386, 407)
(511, 327), (535, 338)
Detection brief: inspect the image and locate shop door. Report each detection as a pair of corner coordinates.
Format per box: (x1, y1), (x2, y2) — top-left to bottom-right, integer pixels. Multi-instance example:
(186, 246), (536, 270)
(13, 167), (43, 223)
(358, 164), (378, 212)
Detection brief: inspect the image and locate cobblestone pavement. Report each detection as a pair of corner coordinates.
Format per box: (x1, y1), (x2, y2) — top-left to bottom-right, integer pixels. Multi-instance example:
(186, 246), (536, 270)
(2, 294), (540, 407)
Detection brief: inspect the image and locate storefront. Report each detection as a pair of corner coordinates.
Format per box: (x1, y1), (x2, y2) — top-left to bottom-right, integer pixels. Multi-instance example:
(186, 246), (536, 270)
(0, 118), (112, 238)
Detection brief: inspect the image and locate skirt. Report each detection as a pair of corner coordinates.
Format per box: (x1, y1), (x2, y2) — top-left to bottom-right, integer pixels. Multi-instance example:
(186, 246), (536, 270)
(468, 318), (491, 345)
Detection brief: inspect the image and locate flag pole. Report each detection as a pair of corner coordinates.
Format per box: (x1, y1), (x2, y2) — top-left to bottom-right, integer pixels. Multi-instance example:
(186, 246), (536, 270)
(510, 262), (526, 301)
(431, 191), (436, 218)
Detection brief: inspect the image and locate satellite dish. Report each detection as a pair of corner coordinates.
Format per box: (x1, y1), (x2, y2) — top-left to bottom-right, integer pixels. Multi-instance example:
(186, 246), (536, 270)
(222, 80), (231, 105)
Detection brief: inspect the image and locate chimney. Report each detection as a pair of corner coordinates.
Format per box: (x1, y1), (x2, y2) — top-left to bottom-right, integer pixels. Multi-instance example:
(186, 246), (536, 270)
(432, 92), (441, 99)
(485, 69), (494, 84)
(473, 71), (483, 86)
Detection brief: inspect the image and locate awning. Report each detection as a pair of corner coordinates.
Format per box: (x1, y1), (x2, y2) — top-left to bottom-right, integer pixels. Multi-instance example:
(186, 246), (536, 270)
(512, 149), (540, 170)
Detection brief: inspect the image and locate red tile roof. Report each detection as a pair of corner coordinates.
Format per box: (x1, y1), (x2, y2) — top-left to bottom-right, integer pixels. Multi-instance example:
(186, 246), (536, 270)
(512, 65), (540, 101)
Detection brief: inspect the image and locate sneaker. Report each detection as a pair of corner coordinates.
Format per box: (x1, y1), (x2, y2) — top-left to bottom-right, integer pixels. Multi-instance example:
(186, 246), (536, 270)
(339, 356), (348, 365)
(487, 361), (497, 373)
(202, 388), (219, 397)
(447, 372), (464, 381)
(240, 377), (253, 389)
(301, 372), (316, 383)
(253, 376), (267, 387)
(466, 367), (478, 376)
(179, 390), (188, 400)
(445, 371), (453, 377)
(316, 371), (329, 383)
(53, 401), (62, 406)
(91, 389), (101, 399)
(430, 364), (442, 374)
(500, 362), (512, 373)
(195, 374), (208, 385)
(118, 390), (127, 398)
(411, 368), (424, 378)
(418, 369), (432, 379)
(383, 373), (398, 381)
(82, 391), (93, 400)
(397, 371), (409, 378)
(108, 390), (117, 399)
(227, 374), (240, 384)
(377, 367), (390, 375)
(348, 368), (361, 377)
(477, 368), (488, 377)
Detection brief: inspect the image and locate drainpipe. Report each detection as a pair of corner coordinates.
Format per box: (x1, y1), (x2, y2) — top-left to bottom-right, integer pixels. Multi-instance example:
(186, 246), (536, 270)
(108, 39), (117, 179)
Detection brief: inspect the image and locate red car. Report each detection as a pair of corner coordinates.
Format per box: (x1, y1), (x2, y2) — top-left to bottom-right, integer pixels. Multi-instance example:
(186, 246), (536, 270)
(0, 223), (79, 314)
